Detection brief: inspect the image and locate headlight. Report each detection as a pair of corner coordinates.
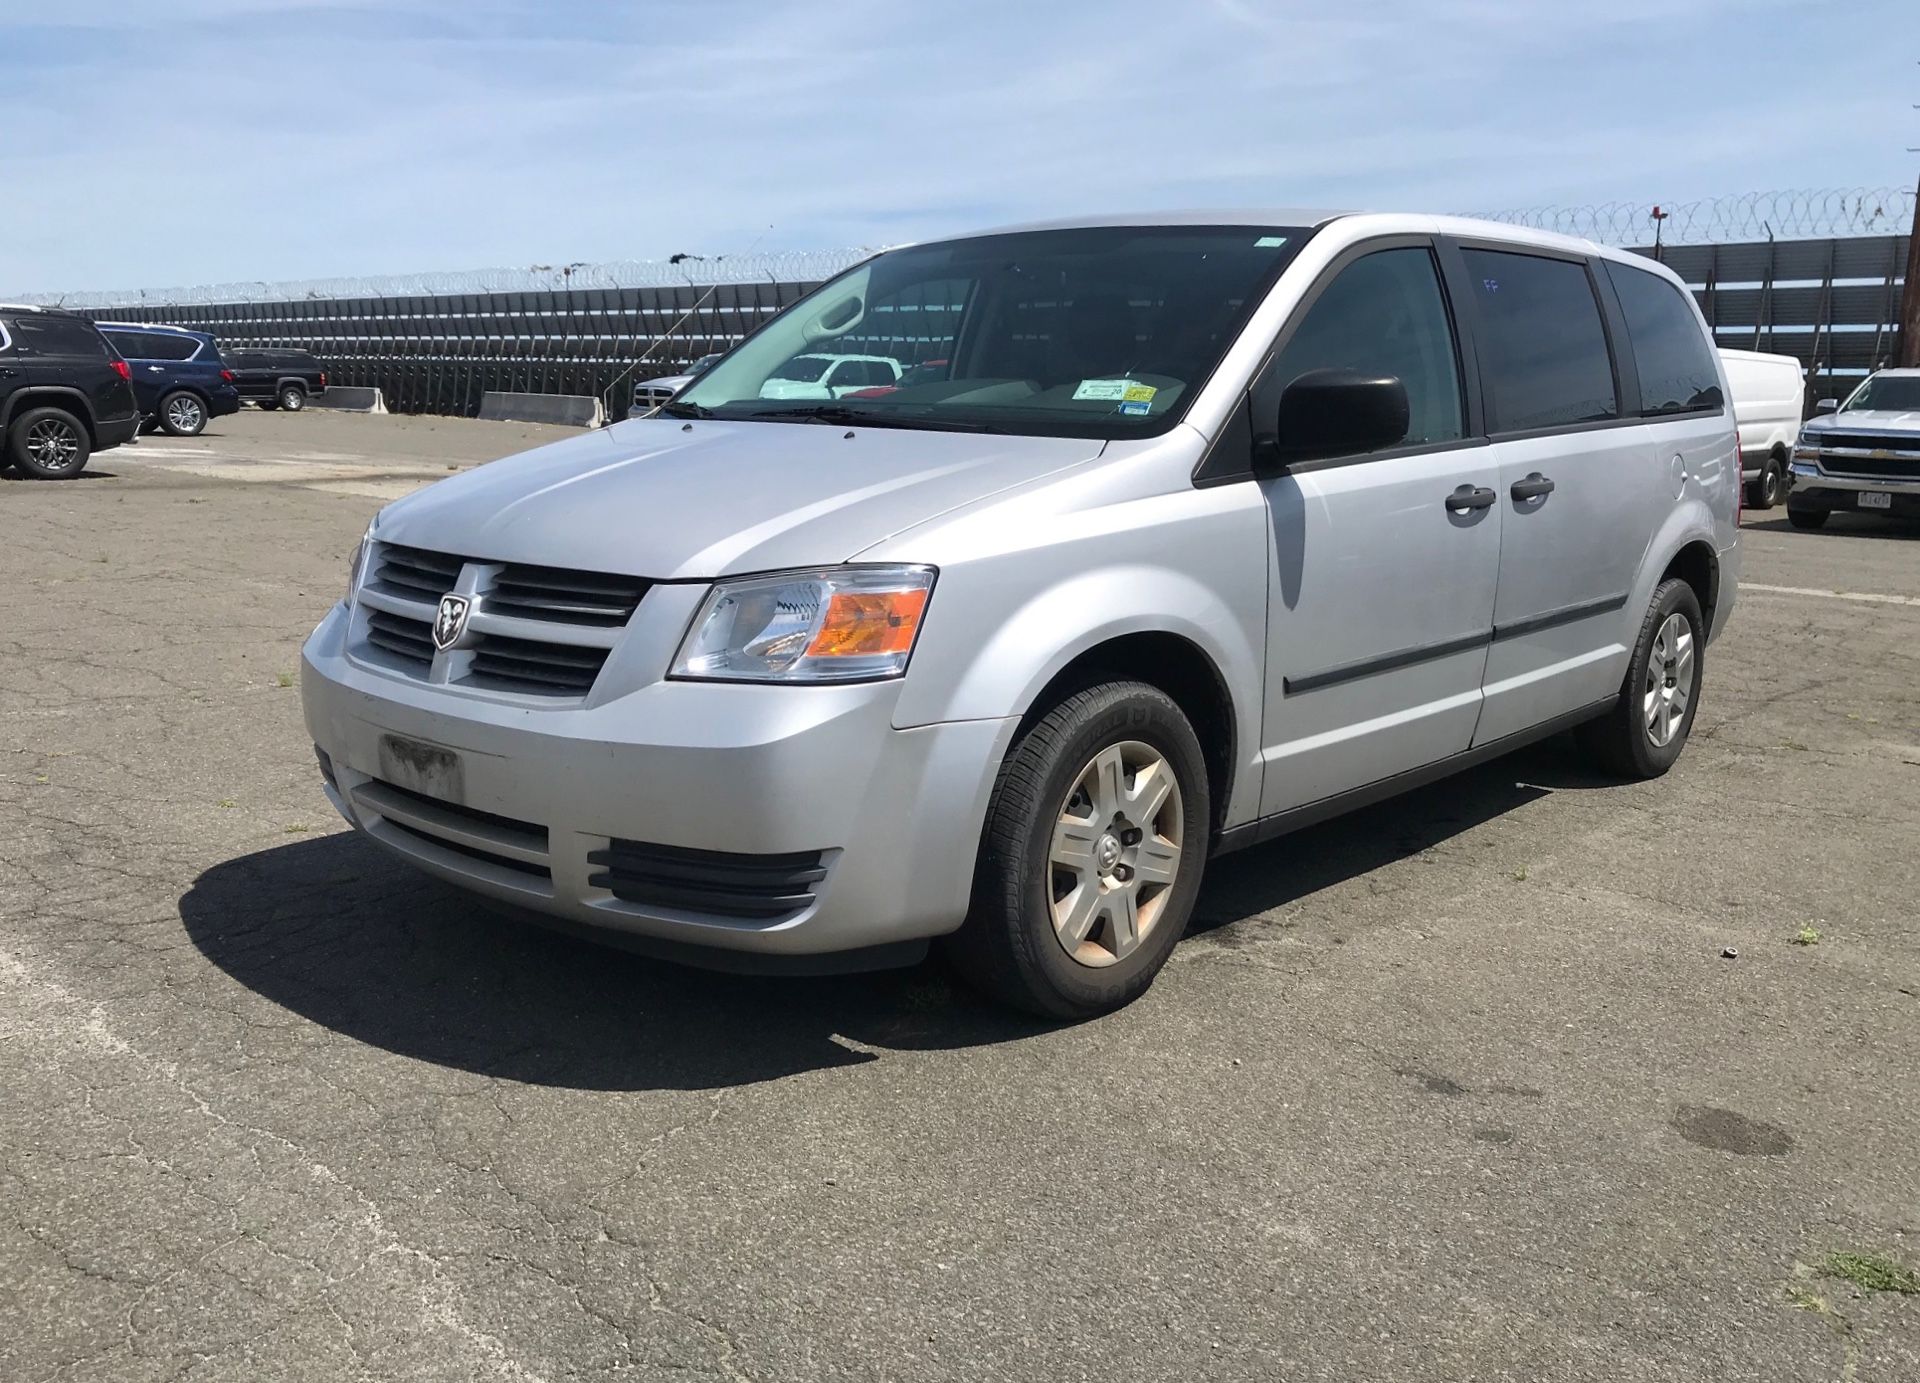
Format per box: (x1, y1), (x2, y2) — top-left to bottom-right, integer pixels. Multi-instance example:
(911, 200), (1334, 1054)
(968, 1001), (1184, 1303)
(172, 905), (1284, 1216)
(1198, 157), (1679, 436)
(1797, 429), (1821, 449)
(346, 525), (373, 606)
(671, 565), (934, 683)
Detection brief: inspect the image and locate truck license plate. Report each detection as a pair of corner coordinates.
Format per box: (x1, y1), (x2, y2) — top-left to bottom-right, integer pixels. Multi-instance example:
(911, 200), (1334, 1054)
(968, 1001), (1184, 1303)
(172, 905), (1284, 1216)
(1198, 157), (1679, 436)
(1858, 491), (1892, 510)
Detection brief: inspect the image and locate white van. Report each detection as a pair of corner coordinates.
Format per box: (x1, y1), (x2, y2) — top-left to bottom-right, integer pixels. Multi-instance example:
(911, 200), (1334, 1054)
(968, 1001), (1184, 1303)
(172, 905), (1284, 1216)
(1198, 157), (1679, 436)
(305, 212), (1740, 1016)
(1719, 348), (1804, 509)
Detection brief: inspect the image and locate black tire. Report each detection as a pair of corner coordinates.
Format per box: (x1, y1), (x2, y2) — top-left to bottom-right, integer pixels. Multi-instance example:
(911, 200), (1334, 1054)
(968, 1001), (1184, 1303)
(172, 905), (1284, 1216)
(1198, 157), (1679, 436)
(941, 681), (1211, 1019)
(1746, 456), (1786, 511)
(255, 399), (280, 412)
(277, 385), (306, 412)
(157, 390), (208, 437)
(1576, 578), (1705, 780)
(6, 406), (91, 479)
(1787, 504), (1829, 531)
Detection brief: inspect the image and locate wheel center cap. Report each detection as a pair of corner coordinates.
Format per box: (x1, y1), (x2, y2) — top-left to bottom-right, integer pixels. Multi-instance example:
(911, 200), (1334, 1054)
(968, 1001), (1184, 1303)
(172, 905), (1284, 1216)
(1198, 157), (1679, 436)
(1096, 834), (1122, 872)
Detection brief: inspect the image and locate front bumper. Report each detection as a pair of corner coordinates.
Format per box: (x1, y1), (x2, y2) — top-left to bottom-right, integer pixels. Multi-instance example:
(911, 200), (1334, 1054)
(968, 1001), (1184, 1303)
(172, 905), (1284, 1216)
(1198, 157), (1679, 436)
(301, 602), (1013, 960)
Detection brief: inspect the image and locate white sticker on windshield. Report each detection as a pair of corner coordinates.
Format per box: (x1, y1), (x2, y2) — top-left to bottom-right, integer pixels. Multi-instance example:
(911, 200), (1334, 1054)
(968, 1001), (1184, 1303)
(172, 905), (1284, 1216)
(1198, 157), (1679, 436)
(1073, 378), (1150, 402)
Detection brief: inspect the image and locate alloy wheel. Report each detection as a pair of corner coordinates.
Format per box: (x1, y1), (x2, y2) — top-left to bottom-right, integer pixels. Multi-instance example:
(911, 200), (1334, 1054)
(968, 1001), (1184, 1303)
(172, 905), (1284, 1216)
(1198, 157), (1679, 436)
(166, 397), (203, 433)
(25, 418), (81, 472)
(1047, 740), (1184, 968)
(1644, 612), (1694, 747)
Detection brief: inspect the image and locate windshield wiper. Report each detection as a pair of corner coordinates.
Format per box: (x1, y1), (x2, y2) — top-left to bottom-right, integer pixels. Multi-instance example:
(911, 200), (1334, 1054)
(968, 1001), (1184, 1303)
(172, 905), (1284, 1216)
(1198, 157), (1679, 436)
(657, 400), (716, 419)
(744, 404), (1001, 433)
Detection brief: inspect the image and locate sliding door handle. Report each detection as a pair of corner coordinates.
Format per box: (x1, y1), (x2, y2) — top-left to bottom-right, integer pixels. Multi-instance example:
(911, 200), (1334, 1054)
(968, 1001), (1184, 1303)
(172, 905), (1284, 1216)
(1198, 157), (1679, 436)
(1510, 472), (1556, 501)
(1445, 484), (1497, 513)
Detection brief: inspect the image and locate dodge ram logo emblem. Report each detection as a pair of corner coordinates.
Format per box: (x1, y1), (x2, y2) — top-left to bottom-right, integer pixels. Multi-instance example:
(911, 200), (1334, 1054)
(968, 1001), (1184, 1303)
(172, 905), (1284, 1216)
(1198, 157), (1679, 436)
(433, 594), (472, 652)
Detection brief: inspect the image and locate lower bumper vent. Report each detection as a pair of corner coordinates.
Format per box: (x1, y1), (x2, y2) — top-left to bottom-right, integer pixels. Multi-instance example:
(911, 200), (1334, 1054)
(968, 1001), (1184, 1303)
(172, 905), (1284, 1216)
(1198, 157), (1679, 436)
(587, 840), (827, 920)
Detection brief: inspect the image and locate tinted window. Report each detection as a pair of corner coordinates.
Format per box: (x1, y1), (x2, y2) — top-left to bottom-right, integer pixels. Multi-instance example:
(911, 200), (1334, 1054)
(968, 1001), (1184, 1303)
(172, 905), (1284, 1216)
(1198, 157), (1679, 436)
(1264, 246), (1464, 448)
(1604, 262), (1722, 414)
(11, 315), (111, 358)
(1462, 250), (1617, 431)
(225, 351), (264, 369)
(272, 350), (318, 369)
(1842, 374), (1920, 412)
(108, 330), (199, 361)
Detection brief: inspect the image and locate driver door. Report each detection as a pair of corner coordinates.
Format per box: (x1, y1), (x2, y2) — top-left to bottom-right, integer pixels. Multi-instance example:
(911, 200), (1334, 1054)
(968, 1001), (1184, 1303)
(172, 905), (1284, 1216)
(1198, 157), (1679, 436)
(1245, 240), (1503, 817)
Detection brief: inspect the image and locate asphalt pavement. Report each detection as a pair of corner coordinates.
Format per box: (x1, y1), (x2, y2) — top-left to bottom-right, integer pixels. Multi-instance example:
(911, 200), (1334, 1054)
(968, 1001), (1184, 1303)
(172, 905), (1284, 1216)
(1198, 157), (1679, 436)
(3, 409), (1917, 1382)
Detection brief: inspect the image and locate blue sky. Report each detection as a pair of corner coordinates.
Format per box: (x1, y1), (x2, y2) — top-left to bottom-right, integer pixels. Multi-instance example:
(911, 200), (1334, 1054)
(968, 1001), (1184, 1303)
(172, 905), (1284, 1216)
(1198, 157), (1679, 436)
(2, 0), (1915, 294)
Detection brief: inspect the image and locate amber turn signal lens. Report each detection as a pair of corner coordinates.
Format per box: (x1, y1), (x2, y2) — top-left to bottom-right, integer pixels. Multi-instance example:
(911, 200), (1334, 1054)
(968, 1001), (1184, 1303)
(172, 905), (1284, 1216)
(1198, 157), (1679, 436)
(806, 588), (929, 658)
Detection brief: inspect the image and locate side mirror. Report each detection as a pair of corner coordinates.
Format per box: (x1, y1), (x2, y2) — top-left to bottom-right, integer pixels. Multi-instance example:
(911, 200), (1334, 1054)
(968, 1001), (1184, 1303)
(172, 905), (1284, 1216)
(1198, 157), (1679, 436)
(1264, 368), (1410, 469)
(1815, 398), (1839, 414)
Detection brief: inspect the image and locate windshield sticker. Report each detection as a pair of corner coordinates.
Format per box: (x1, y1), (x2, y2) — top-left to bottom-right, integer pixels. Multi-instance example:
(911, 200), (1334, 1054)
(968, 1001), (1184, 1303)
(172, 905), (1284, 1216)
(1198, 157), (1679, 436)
(1073, 378), (1152, 402)
(1254, 235), (1288, 248)
(1123, 383), (1156, 403)
(1119, 399), (1152, 416)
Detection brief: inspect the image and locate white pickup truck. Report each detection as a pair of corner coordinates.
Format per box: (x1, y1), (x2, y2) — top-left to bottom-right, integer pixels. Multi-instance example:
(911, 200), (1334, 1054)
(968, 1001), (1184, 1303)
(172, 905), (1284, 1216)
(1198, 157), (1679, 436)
(1719, 348), (1805, 510)
(1788, 368), (1920, 530)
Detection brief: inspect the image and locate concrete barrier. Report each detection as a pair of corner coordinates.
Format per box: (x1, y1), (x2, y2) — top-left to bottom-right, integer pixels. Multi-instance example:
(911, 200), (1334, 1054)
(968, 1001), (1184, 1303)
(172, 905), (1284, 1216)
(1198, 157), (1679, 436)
(478, 391), (605, 428)
(308, 386), (387, 413)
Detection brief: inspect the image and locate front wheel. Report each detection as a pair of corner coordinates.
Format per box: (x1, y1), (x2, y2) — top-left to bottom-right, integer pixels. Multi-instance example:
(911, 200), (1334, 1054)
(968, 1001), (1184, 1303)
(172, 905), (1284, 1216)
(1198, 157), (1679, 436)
(1576, 578), (1705, 779)
(1746, 457), (1786, 510)
(1787, 504), (1829, 531)
(942, 681), (1210, 1018)
(159, 391), (207, 437)
(277, 385), (306, 412)
(7, 406), (91, 479)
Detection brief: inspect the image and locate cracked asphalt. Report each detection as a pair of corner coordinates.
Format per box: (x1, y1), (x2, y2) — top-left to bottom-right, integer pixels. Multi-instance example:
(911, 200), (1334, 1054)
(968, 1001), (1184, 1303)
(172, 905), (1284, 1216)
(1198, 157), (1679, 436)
(4, 410), (1919, 1381)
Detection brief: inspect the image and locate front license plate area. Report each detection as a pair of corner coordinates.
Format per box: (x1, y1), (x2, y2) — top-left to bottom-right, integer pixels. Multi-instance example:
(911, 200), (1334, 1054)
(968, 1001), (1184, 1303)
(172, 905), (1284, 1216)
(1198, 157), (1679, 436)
(377, 733), (465, 802)
(1858, 491), (1892, 510)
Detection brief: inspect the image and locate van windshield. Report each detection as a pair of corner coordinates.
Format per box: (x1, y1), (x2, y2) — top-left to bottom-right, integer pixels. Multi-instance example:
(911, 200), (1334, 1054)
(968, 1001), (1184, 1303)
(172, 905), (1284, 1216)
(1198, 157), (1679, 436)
(1844, 375), (1920, 413)
(672, 225), (1312, 439)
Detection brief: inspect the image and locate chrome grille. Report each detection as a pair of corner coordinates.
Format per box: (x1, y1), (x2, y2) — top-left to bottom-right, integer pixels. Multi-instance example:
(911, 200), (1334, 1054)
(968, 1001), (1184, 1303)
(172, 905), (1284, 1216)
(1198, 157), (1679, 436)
(364, 608), (434, 668)
(352, 542), (648, 700)
(487, 562), (648, 628)
(372, 544), (461, 602)
(468, 633), (610, 696)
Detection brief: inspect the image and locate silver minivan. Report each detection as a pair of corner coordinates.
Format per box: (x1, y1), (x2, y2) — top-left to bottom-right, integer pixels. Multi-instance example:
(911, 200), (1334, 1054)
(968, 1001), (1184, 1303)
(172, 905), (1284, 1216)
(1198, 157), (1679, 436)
(303, 211), (1740, 1016)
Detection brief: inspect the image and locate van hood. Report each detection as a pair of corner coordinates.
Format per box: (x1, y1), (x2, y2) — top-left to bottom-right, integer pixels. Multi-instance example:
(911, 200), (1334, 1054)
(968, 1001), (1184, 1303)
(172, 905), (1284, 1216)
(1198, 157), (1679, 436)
(373, 417), (1103, 579)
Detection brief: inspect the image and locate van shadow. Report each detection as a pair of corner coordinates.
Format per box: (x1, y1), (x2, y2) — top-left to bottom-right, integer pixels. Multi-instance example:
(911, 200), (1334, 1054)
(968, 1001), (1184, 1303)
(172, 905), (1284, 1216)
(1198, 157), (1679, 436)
(180, 738), (1601, 1092)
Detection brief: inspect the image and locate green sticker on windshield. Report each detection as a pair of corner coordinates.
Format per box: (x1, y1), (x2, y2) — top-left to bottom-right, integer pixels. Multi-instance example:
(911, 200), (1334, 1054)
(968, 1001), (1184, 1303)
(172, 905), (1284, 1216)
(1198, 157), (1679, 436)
(1255, 235), (1287, 248)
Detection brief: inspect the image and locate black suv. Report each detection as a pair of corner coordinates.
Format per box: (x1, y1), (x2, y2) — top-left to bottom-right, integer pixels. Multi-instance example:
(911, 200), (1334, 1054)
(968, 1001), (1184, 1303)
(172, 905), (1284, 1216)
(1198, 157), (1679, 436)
(224, 348), (328, 411)
(0, 305), (140, 478)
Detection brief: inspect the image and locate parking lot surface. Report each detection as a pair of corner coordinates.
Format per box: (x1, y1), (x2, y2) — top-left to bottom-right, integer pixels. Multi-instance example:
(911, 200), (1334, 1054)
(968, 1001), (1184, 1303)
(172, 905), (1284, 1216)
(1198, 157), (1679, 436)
(4, 411), (1918, 1382)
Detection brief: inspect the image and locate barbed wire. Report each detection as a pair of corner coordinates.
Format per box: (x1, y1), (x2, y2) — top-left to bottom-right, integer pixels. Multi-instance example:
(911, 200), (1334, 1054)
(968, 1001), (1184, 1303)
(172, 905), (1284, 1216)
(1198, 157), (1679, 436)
(1465, 186), (1915, 247)
(10, 246), (878, 310)
(10, 187), (1914, 308)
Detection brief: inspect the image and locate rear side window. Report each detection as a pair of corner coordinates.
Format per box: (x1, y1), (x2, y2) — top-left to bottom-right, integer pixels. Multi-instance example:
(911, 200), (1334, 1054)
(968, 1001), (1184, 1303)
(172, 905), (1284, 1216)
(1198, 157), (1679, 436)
(11, 315), (112, 359)
(106, 330), (200, 361)
(1264, 245), (1465, 447)
(1603, 261), (1724, 414)
(1462, 249), (1618, 432)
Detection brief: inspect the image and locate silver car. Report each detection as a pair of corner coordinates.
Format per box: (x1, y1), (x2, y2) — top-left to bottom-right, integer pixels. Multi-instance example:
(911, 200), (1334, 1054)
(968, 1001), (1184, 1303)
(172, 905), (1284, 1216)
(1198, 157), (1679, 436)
(303, 211), (1740, 1016)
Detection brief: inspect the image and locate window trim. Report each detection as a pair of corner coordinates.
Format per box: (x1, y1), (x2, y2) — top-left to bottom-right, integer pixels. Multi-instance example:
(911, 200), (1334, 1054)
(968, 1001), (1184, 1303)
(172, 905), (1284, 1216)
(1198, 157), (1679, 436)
(1441, 235), (1636, 439)
(0, 320), (11, 353)
(1193, 233), (1479, 487)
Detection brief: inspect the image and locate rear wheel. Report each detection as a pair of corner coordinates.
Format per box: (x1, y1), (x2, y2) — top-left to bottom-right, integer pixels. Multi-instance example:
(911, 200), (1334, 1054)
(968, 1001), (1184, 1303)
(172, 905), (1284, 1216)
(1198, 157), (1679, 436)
(255, 399), (280, 412)
(158, 391), (207, 437)
(1787, 504), (1829, 531)
(277, 385), (306, 412)
(6, 406), (91, 479)
(942, 681), (1210, 1018)
(1576, 578), (1704, 779)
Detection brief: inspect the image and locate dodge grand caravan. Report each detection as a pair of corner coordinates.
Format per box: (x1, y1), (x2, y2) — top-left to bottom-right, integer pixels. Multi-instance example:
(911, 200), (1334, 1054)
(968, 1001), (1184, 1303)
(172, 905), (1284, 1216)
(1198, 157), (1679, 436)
(303, 212), (1739, 1017)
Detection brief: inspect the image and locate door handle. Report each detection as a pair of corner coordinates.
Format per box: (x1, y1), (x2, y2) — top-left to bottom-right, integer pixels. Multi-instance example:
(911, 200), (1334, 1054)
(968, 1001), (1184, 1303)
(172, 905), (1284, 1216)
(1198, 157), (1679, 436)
(147, 365), (165, 373)
(1445, 484), (1497, 513)
(1510, 472), (1556, 501)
